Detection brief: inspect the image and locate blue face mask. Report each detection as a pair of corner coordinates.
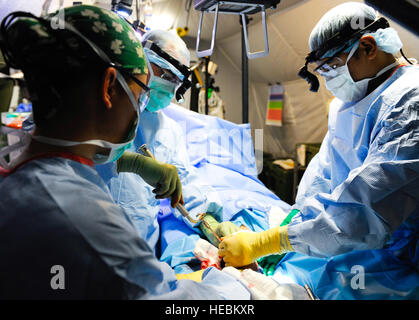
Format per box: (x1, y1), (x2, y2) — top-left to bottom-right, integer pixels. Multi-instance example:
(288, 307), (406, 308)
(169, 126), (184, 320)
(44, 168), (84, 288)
(146, 77), (177, 112)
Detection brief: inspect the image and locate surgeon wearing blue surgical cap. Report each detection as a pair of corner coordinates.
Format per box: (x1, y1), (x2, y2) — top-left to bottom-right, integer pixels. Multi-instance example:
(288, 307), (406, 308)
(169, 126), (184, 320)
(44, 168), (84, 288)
(219, 2), (419, 299)
(97, 30), (233, 253)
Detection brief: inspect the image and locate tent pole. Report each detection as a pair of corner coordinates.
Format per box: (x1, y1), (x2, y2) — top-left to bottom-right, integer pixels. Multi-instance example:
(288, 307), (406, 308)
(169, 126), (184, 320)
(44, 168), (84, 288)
(240, 15), (250, 124)
(205, 57), (209, 115)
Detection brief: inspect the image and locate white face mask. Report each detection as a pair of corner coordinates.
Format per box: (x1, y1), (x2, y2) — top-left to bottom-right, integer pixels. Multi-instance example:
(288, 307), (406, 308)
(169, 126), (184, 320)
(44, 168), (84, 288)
(32, 71), (140, 165)
(325, 43), (399, 102)
(32, 117), (138, 165)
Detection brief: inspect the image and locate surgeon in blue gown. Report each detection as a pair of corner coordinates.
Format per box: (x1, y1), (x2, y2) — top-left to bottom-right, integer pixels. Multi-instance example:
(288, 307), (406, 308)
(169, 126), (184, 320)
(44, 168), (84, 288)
(0, 6), (250, 300)
(96, 30), (226, 254)
(218, 2), (419, 299)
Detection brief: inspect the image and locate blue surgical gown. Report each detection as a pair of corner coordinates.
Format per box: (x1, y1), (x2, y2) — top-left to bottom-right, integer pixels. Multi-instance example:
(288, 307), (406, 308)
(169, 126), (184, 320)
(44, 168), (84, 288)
(96, 105), (223, 252)
(156, 105), (291, 258)
(0, 155), (250, 300)
(280, 65), (419, 299)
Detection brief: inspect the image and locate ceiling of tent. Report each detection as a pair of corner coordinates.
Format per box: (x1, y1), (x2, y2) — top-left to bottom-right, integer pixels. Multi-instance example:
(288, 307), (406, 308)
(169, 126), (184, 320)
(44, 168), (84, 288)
(90, 0), (305, 40)
(0, 0), (417, 85)
(165, 0), (306, 41)
(37, 0), (305, 40)
(108, 0), (417, 85)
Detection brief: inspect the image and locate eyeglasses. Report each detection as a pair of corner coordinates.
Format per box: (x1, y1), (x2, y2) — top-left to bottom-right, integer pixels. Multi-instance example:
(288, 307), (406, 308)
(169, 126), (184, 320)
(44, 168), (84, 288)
(313, 48), (348, 78)
(116, 67), (151, 111)
(117, 67), (150, 93)
(160, 68), (182, 85)
(315, 56), (344, 72)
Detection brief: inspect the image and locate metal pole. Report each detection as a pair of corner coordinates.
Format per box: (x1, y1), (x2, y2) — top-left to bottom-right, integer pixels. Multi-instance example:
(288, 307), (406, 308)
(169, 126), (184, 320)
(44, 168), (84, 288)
(189, 71), (199, 112)
(240, 15), (250, 124)
(205, 57), (210, 115)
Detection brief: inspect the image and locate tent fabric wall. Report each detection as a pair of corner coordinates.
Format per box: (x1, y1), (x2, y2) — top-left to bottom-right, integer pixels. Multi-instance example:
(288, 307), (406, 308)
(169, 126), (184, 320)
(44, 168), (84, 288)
(212, 0), (333, 158)
(209, 0), (418, 158)
(249, 80), (330, 158)
(211, 43), (331, 158)
(0, 0), (417, 159)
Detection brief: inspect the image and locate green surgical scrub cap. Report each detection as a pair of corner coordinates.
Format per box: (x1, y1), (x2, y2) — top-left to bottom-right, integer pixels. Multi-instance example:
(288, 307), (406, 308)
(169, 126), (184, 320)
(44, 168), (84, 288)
(5, 5), (147, 75)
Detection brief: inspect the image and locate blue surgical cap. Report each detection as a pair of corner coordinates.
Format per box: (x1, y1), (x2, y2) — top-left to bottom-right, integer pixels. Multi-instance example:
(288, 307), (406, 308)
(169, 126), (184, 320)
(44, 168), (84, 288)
(142, 29), (190, 80)
(308, 2), (402, 59)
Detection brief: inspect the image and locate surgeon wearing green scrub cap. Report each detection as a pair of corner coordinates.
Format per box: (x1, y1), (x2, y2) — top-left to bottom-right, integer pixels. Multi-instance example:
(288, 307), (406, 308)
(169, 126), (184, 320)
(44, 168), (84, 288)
(2, 5), (183, 207)
(0, 5), (251, 300)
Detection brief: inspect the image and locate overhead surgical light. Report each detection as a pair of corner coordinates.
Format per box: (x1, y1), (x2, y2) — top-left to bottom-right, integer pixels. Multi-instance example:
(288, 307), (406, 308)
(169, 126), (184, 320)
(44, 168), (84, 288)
(194, 0), (281, 59)
(112, 0), (133, 18)
(150, 13), (174, 31)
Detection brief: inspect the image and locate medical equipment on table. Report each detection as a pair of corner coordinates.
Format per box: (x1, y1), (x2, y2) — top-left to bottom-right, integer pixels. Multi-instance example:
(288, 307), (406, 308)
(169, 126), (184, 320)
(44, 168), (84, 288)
(0, 112), (33, 168)
(1, 112), (31, 129)
(138, 144), (222, 243)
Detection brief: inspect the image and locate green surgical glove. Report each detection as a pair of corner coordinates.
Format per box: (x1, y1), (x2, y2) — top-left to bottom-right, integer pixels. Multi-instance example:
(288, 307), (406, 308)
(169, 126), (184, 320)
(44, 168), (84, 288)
(217, 221), (240, 238)
(199, 214), (240, 247)
(117, 151), (183, 208)
(257, 254), (284, 276)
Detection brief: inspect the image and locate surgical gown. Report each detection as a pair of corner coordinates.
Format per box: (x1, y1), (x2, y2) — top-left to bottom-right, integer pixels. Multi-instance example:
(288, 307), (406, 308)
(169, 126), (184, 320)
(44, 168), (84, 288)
(280, 64), (419, 299)
(0, 154), (250, 300)
(154, 104), (291, 270)
(96, 104), (224, 252)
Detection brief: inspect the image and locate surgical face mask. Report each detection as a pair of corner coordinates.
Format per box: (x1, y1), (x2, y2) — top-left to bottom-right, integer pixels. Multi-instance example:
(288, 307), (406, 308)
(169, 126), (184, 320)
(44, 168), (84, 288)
(32, 116), (138, 165)
(92, 115), (138, 164)
(32, 71), (140, 165)
(144, 60), (179, 112)
(324, 43), (399, 102)
(146, 76), (177, 112)
(138, 91), (151, 113)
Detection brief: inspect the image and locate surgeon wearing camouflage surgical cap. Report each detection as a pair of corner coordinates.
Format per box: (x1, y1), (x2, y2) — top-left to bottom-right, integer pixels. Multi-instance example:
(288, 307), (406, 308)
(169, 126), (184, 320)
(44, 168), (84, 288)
(0, 5), (251, 300)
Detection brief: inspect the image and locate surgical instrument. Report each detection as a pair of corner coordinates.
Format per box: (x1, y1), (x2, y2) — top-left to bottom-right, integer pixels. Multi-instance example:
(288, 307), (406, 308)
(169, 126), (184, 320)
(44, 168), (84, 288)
(138, 144), (222, 243)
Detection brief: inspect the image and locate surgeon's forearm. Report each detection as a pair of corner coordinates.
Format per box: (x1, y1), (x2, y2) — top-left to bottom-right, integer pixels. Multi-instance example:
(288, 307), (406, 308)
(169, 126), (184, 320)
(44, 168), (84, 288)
(286, 200), (390, 257)
(117, 151), (145, 174)
(117, 151), (163, 183)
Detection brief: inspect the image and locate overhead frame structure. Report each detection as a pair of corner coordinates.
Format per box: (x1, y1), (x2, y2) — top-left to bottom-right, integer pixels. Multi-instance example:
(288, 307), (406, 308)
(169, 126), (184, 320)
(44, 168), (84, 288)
(193, 0), (281, 122)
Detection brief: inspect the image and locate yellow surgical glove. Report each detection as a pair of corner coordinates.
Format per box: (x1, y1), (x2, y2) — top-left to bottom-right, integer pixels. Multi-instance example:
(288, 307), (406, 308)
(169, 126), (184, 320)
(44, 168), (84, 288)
(175, 270), (205, 282)
(117, 151), (183, 208)
(218, 226), (293, 267)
